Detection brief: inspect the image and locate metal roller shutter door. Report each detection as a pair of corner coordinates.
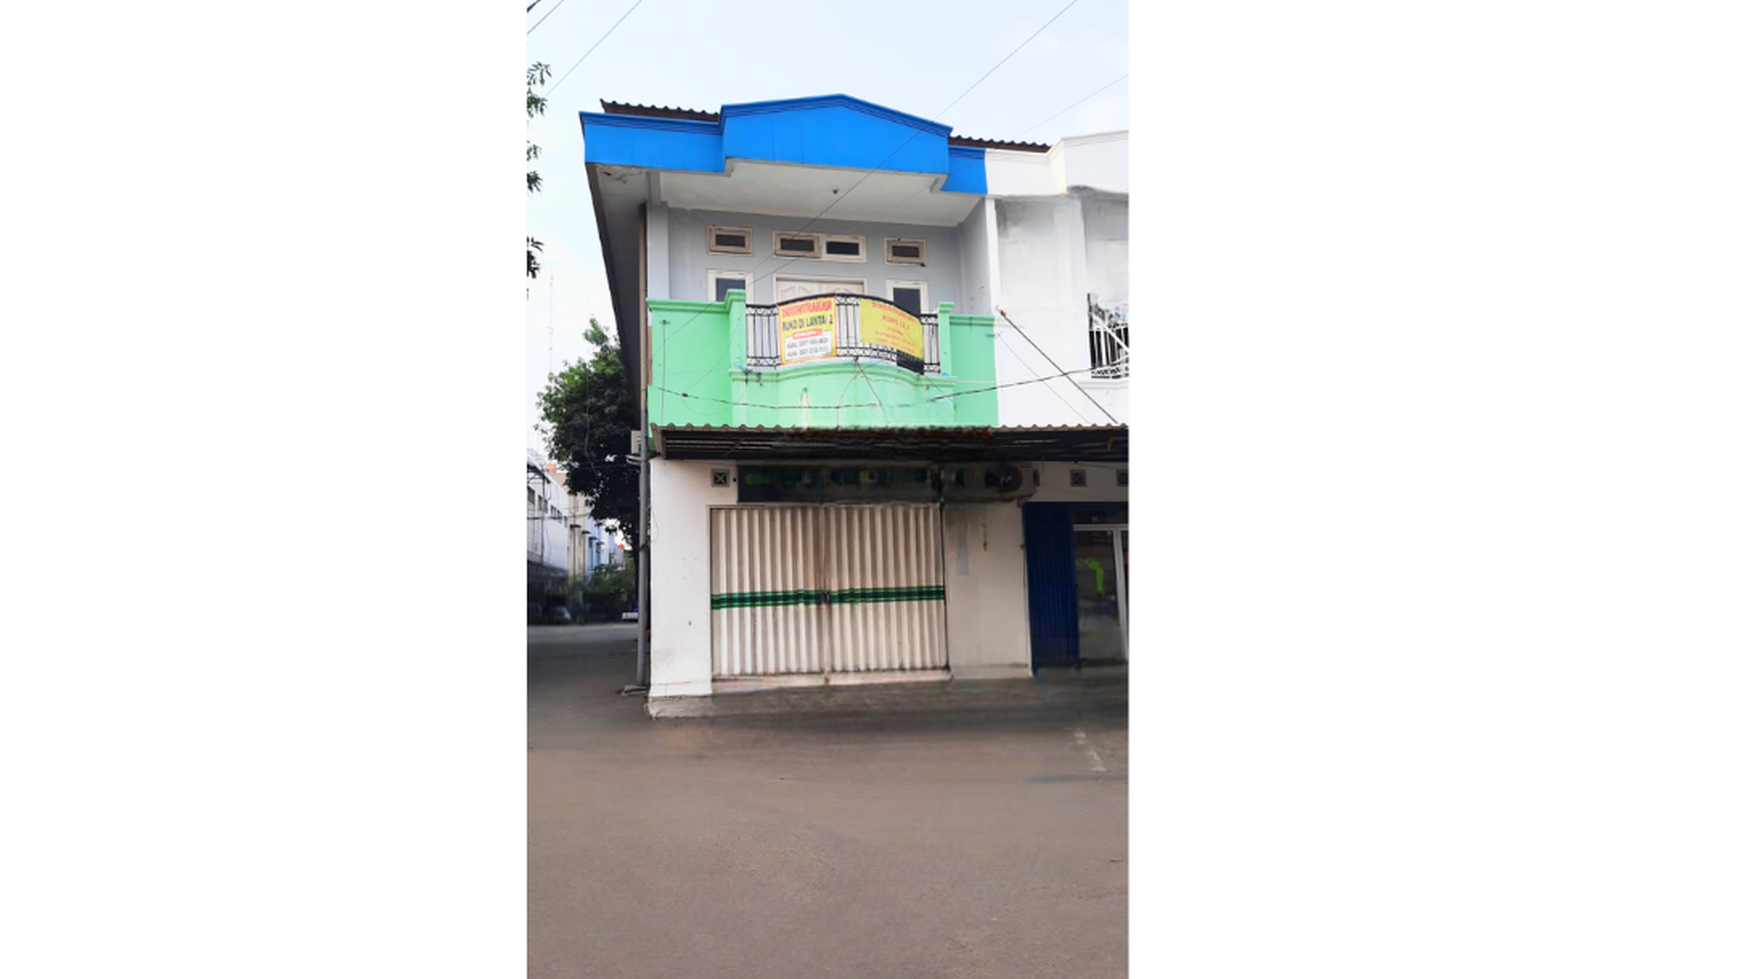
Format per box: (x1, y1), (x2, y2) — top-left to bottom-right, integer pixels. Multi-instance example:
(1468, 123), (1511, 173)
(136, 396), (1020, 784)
(709, 503), (946, 678)
(823, 504), (947, 673)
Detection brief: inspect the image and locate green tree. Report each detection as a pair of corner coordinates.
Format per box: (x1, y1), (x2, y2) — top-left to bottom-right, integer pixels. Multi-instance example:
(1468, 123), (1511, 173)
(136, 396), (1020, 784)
(526, 62), (550, 279)
(538, 318), (638, 542)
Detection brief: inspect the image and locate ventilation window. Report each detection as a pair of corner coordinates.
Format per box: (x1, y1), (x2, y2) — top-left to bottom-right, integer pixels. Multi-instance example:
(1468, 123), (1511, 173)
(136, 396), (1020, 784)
(1116, 469), (1129, 487)
(707, 226), (753, 255)
(711, 469), (731, 488)
(820, 234), (867, 262)
(1070, 469), (1088, 487)
(885, 238), (927, 266)
(773, 232), (820, 257)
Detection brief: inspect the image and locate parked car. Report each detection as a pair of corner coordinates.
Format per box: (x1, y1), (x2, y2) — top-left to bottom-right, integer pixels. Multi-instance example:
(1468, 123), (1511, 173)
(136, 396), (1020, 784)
(545, 606), (573, 624)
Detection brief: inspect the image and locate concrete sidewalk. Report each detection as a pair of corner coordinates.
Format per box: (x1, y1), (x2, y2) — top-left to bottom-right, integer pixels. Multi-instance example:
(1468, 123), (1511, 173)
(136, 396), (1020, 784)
(646, 667), (1128, 719)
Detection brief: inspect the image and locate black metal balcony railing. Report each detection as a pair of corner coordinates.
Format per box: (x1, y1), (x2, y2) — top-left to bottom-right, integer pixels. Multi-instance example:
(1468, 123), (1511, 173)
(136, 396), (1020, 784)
(746, 294), (941, 374)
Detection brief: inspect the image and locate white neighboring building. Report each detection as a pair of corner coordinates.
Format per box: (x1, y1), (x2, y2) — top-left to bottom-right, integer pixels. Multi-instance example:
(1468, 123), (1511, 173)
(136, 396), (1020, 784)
(981, 131), (1130, 426)
(567, 492), (624, 581)
(526, 449), (569, 598)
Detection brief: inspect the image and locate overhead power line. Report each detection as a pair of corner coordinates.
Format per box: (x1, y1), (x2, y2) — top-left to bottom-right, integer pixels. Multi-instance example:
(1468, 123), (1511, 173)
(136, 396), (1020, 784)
(1015, 73), (1129, 139)
(527, 0), (569, 35)
(995, 308), (1120, 424)
(928, 365), (1105, 402)
(645, 362), (1121, 414)
(547, 0), (647, 96)
(994, 332), (1091, 423)
(656, 0), (1088, 348)
(933, 0), (1081, 119)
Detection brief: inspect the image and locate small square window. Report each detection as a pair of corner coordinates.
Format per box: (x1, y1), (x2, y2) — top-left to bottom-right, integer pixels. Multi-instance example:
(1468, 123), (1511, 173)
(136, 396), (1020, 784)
(1116, 469), (1129, 487)
(820, 235), (867, 262)
(708, 226), (753, 255)
(773, 232), (820, 257)
(1070, 469), (1087, 487)
(885, 238), (927, 266)
(711, 469), (731, 488)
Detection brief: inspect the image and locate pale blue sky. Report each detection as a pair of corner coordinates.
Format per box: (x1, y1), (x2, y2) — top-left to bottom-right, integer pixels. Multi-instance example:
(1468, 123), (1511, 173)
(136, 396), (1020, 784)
(525, 0), (1130, 447)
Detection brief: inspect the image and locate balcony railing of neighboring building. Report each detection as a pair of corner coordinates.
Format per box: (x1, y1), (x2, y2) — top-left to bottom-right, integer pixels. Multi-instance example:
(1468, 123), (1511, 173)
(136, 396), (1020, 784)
(1088, 294), (1130, 379)
(745, 293), (942, 375)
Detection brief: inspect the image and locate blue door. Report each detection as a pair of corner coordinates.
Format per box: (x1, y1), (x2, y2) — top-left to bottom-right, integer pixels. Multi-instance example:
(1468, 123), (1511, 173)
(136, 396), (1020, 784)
(1022, 503), (1079, 668)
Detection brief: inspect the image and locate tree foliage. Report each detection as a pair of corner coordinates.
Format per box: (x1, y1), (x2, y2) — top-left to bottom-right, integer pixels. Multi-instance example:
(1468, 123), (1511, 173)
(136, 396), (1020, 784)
(526, 62), (550, 280)
(539, 318), (638, 543)
(571, 558), (637, 620)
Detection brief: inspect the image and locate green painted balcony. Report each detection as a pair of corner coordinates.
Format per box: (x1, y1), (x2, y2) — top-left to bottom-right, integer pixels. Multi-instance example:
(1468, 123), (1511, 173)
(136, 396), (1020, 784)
(646, 290), (998, 430)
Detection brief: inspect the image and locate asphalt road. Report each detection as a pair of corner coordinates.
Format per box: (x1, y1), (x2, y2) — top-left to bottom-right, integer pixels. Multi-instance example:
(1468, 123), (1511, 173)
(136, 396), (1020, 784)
(528, 625), (1129, 979)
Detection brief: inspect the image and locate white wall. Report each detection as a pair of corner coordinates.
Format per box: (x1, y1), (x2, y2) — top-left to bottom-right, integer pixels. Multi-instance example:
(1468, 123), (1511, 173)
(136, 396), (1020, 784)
(994, 198), (1122, 426)
(663, 208), (964, 309)
(942, 502), (1032, 679)
(989, 189), (1130, 427)
(1081, 194), (1128, 305)
(647, 458), (735, 698)
(983, 132), (1129, 197)
(983, 147), (1056, 196)
(956, 198), (997, 317)
(1027, 463), (1129, 504)
(1055, 133), (1129, 194)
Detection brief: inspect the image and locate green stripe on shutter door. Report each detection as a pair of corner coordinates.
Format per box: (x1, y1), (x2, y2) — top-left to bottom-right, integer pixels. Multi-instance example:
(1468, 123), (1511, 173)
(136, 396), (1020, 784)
(710, 586), (945, 610)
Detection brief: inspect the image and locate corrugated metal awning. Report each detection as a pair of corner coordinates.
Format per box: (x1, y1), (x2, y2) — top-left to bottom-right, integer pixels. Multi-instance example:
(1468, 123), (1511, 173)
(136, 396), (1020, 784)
(652, 424), (1127, 463)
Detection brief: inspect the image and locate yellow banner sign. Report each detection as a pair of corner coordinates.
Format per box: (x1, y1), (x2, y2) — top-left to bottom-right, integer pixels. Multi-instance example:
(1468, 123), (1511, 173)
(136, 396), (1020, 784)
(778, 296), (837, 365)
(858, 298), (923, 359)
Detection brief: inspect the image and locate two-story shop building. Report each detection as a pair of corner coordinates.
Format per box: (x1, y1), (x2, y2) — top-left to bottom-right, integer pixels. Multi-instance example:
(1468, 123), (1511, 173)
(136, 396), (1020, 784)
(579, 94), (1129, 699)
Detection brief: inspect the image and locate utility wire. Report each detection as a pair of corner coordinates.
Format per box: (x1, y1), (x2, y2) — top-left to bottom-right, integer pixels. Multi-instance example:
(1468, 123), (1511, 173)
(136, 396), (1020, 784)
(648, 385), (880, 412)
(1015, 73), (1128, 139)
(646, 362), (1121, 414)
(686, 0), (1086, 299)
(996, 331), (1091, 423)
(996, 308), (1120, 423)
(934, 0), (1080, 119)
(927, 365), (1105, 402)
(634, 0), (1108, 372)
(527, 0), (569, 35)
(548, 0), (646, 95)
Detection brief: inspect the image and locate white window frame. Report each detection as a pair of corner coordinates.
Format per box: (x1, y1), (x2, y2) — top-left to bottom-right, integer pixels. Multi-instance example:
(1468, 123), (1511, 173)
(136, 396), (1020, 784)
(818, 233), (868, 263)
(884, 237), (927, 266)
(706, 225), (753, 255)
(886, 279), (929, 313)
(706, 269), (754, 303)
(772, 231), (823, 259)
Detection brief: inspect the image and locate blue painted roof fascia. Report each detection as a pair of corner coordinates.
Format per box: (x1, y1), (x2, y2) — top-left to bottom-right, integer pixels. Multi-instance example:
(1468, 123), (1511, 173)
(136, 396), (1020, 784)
(579, 111), (724, 173)
(579, 96), (988, 185)
(719, 94), (952, 137)
(721, 98), (949, 176)
(940, 145), (988, 195)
